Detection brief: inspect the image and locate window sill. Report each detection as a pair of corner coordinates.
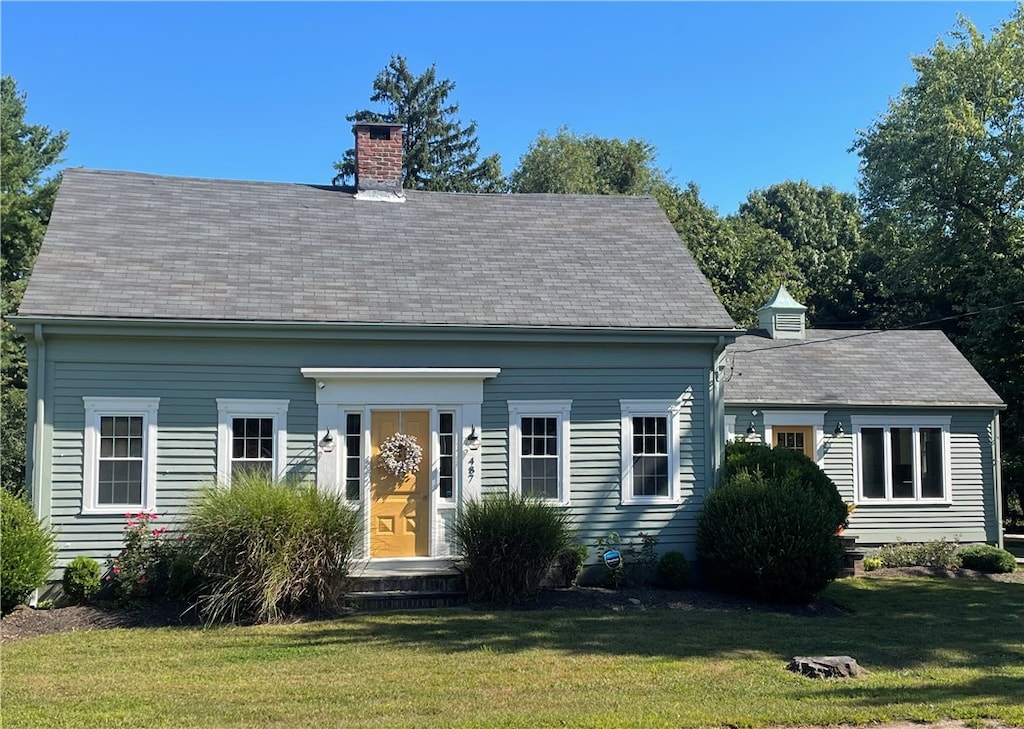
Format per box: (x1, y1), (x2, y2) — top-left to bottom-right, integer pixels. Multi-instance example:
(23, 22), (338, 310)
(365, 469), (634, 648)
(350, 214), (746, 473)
(620, 497), (682, 507)
(80, 507), (148, 516)
(854, 498), (953, 507)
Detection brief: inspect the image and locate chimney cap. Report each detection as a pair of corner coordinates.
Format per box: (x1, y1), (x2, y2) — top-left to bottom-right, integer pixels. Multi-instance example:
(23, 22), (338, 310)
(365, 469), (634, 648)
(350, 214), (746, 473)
(354, 121), (404, 131)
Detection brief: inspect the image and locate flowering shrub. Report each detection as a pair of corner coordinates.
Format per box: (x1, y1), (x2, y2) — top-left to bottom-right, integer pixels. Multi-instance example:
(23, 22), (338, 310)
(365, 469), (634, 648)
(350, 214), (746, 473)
(106, 511), (168, 605)
(873, 539), (962, 570)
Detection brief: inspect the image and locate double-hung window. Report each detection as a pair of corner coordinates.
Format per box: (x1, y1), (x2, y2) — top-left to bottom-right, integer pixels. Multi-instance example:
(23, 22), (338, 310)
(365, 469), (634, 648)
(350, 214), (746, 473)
(852, 416), (951, 503)
(82, 397), (159, 513)
(620, 400), (681, 505)
(216, 399), (289, 485)
(508, 400), (572, 504)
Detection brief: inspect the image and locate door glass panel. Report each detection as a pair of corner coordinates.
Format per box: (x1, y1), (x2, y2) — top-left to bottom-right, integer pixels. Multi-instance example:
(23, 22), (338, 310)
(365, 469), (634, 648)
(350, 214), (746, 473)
(890, 427), (914, 498)
(920, 428), (944, 499)
(861, 428), (885, 499)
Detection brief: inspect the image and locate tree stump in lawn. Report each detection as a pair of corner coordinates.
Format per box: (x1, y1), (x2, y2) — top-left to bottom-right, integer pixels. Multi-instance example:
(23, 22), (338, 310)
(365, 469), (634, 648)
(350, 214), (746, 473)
(786, 656), (867, 678)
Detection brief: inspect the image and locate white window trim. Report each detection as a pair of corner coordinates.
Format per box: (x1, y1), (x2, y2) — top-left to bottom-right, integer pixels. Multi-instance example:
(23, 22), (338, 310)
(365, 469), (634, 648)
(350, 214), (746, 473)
(82, 397), (159, 514)
(762, 410), (827, 464)
(620, 399), (682, 506)
(216, 399), (290, 485)
(851, 415), (953, 505)
(508, 400), (572, 505)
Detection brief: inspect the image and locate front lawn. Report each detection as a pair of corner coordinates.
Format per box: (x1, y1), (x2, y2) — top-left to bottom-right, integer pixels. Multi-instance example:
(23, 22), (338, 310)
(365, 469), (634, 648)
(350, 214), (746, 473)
(2, 577), (1022, 728)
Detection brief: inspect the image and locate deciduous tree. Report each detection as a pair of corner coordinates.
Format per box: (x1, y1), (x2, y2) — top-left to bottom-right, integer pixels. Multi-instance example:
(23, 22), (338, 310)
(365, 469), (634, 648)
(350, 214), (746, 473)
(852, 9), (1024, 517)
(509, 127), (667, 196)
(738, 181), (868, 326)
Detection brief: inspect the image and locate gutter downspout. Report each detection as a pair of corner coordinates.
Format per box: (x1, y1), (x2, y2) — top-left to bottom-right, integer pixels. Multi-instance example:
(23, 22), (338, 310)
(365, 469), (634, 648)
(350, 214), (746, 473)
(29, 324), (47, 607)
(710, 335), (729, 487)
(994, 411), (1003, 549)
(31, 324), (46, 522)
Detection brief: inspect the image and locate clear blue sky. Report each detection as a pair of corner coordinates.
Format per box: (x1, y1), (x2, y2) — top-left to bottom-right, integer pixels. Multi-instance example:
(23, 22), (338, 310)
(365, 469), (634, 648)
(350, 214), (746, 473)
(2, 1), (1016, 213)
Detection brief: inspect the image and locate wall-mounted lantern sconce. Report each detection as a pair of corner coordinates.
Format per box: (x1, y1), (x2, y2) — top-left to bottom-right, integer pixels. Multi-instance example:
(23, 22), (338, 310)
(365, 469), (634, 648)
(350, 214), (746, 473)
(464, 425), (481, 451)
(744, 409), (760, 442)
(833, 421), (845, 437)
(319, 431), (335, 453)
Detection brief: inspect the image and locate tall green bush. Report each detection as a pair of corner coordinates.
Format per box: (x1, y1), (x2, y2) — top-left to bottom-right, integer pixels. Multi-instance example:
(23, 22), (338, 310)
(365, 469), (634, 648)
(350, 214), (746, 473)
(1, 490), (55, 613)
(697, 443), (846, 603)
(184, 473), (360, 625)
(725, 441), (849, 530)
(453, 494), (572, 604)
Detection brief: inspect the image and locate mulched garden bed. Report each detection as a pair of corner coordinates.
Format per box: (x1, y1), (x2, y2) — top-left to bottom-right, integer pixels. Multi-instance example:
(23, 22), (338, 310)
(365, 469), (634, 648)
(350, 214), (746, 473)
(3, 566), (1020, 644)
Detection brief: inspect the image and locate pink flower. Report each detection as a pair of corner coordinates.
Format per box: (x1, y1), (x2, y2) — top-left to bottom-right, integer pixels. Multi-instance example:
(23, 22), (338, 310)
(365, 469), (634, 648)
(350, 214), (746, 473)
(124, 512), (132, 519)
(113, 567), (121, 575)
(138, 575), (147, 583)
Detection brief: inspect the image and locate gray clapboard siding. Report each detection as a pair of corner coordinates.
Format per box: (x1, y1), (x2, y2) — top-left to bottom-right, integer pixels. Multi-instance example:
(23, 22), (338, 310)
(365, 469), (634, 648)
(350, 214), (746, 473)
(480, 365), (710, 559)
(39, 333), (720, 571)
(45, 357), (319, 569)
(724, 405), (998, 546)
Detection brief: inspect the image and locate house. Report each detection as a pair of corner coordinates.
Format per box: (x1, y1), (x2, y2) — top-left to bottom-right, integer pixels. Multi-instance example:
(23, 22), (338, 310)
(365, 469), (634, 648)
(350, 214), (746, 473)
(14, 123), (1004, 587)
(14, 122), (740, 577)
(724, 285), (1006, 547)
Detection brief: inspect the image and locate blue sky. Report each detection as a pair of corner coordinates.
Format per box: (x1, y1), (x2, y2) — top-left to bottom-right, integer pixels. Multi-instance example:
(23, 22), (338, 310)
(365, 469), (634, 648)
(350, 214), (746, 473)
(1, 1), (1016, 213)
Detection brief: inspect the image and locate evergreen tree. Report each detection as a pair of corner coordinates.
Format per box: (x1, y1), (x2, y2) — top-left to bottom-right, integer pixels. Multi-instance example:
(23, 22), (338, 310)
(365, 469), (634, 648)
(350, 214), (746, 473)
(1, 76), (68, 494)
(332, 56), (504, 192)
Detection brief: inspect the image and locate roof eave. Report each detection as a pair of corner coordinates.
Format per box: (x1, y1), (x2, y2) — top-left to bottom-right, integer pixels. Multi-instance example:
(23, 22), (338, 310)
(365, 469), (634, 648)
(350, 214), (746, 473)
(11, 314), (743, 344)
(724, 397), (1006, 410)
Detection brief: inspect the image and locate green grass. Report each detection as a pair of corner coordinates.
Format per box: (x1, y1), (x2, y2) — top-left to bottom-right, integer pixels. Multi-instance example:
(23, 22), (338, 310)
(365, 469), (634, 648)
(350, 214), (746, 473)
(2, 578), (1022, 728)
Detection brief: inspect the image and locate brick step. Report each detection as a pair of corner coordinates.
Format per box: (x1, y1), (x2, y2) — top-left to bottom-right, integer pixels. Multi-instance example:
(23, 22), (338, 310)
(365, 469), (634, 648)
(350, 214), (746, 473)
(345, 570), (468, 611)
(346, 590), (469, 611)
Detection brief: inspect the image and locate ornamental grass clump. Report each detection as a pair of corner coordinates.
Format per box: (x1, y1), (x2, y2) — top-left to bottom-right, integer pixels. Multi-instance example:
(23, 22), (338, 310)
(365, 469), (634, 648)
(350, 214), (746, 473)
(453, 494), (573, 604)
(184, 472), (359, 625)
(1, 490), (56, 614)
(696, 442), (846, 603)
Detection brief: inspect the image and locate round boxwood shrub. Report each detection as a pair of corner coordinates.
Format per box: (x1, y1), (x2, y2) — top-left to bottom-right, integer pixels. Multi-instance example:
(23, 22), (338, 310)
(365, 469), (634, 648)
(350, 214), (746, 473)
(1, 489), (56, 614)
(656, 550), (690, 590)
(724, 441), (849, 529)
(453, 494), (572, 604)
(63, 555), (102, 604)
(697, 444), (846, 603)
(958, 544), (1017, 574)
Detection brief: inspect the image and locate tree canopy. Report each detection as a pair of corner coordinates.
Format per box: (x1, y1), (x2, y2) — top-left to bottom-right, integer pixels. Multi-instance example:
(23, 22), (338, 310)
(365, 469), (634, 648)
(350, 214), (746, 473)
(738, 181), (868, 326)
(509, 127), (668, 196)
(332, 55), (504, 192)
(853, 8), (1024, 514)
(1, 75), (68, 494)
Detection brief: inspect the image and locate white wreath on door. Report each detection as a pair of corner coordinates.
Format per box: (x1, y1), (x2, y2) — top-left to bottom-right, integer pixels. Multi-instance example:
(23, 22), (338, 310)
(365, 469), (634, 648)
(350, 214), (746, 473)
(378, 432), (424, 477)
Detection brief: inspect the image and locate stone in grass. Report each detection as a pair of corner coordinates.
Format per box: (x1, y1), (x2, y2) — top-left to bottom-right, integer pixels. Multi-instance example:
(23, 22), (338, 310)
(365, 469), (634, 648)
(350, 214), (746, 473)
(786, 656), (868, 679)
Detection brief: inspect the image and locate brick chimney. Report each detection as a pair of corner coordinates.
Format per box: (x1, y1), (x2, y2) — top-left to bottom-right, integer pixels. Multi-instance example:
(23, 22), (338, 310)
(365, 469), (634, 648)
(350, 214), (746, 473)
(354, 122), (404, 198)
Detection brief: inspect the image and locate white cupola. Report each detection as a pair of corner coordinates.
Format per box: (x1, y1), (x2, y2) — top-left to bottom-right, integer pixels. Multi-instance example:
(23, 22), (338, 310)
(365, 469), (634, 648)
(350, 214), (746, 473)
(757, 285), (807, 340)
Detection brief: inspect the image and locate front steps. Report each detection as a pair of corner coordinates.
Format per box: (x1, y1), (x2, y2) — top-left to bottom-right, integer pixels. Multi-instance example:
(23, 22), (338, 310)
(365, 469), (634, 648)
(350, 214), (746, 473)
(345, 564), (468, 611)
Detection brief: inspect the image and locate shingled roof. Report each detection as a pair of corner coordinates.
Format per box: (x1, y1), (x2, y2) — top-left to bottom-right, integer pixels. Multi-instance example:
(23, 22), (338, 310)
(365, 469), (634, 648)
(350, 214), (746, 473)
(18, 169), (736, 331)
(725, 329), (1004, 408)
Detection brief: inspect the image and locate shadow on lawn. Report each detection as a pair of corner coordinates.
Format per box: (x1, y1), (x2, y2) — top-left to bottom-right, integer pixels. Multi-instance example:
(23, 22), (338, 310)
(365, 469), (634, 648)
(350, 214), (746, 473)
(280, 577), (1022, 695)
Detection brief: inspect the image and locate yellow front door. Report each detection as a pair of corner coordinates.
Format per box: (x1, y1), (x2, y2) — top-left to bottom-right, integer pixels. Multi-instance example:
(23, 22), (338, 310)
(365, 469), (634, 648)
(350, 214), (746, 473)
(774, 426), (814, 459)
(370, 410), (430, 557)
